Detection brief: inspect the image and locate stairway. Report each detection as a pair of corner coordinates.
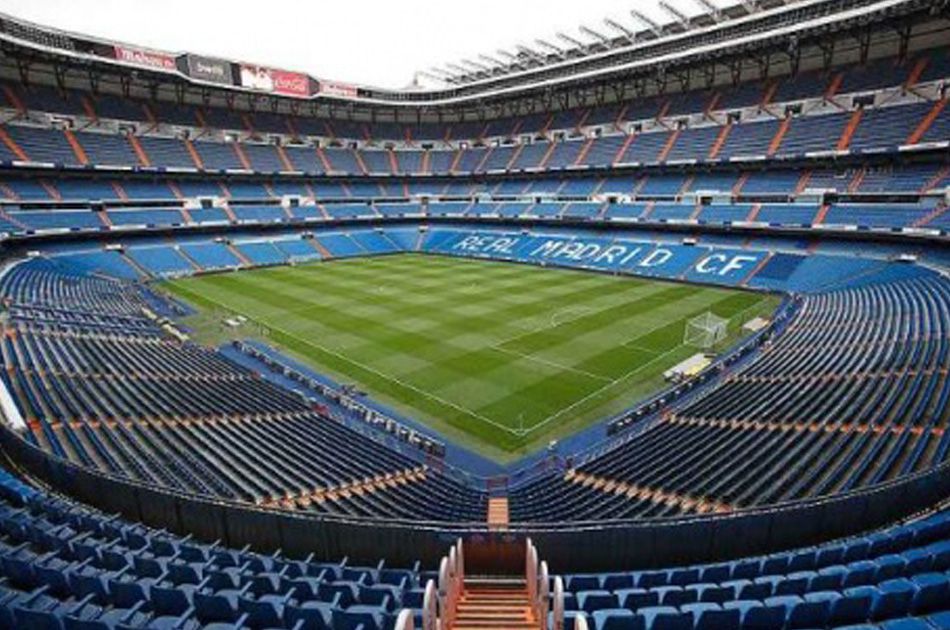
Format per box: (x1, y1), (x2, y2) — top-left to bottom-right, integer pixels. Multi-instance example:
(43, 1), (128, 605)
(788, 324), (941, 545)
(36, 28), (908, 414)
(836, 109), (863, 151)
(906, 98), (947, 146)
(184, 139), (204, 169)
(452, 580), (539, 630)
(0, 125), (30, 161)
(127, 134), (152, 167)
(400, 539), (555, 630)
(487, 496), (510, 529)
(120, 252), (152, 280)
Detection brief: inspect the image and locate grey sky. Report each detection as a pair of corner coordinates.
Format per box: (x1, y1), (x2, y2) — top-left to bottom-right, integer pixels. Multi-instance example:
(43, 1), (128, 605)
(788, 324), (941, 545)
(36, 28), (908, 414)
(0, 0), (716, 89)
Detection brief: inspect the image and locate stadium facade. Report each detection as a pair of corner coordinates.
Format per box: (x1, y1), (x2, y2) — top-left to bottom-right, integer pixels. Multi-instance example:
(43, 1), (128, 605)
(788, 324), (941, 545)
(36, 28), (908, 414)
(0, 0), (947, 627)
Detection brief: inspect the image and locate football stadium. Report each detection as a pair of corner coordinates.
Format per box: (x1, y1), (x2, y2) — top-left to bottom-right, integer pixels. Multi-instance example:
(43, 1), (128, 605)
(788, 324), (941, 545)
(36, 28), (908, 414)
(0, 0), (946, 627)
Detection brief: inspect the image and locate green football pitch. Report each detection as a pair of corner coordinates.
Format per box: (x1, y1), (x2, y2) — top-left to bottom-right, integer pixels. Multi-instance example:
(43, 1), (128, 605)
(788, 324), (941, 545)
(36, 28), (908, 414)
(163, 253), (780, 462)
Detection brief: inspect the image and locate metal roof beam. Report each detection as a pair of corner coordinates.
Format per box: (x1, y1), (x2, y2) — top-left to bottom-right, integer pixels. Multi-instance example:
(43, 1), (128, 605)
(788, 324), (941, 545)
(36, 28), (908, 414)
(535, 39), (567, 59)
(630, 10), (663, 36)
(693, 0), (724, 22)
(515, 44), (547, 63)
(603, 18), (637, 42)
(496, 49), (524, 68)
(579, 25), (611, 45)
(659, 1), (692, 28)
(461, 58), (491, 71)
(556, 31), (586, 49)
(740, 0), (761, 14)
(427, 66), (455, 80)
(477, 54), (506, 68)
(445, 63), (470, 76)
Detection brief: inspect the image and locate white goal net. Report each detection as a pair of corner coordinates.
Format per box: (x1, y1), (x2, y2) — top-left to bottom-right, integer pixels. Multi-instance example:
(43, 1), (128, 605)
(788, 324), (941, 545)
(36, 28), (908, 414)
(684, 312), (728, 349)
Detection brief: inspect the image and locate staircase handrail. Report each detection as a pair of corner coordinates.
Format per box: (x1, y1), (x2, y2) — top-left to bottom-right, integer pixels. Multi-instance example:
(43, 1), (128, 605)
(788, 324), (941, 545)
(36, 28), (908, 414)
(552, 576), (565, 630)
(394, 608), (415, 630)
(412, 539), (464, 630)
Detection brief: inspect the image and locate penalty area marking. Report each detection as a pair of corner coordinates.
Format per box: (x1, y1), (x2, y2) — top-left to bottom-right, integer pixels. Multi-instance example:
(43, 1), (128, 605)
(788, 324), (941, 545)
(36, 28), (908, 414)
(527, 344), (684, 436)
(491, 345), (612, 383)
(526, 293), (773, 435)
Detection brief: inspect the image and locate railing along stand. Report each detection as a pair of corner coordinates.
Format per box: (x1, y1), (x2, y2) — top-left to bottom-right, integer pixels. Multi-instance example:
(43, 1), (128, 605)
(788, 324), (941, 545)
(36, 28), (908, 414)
(527, 537), (554, 628)
(403, 538), (463, 630)
(552, 576), (565, 630)
(394, 608), (415, 630)
(550, 572), (589, 630)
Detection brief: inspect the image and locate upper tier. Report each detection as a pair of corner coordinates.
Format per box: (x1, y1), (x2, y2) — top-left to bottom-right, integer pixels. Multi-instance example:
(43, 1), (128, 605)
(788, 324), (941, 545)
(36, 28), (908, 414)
(0, 45), (946, 171)
(1, 97), (947, 176)
(6, 49), (947, 142)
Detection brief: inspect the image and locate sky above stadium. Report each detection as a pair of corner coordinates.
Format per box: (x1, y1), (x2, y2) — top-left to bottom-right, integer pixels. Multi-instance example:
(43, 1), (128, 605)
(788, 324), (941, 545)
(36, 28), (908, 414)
(0, 0), (716, 89)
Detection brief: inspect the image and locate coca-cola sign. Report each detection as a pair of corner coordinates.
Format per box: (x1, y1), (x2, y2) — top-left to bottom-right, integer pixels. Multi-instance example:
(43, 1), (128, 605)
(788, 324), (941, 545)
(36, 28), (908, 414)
(239, 64), (311, 98)
(113, 45), (176, 72)
(271, 70), (311, 97)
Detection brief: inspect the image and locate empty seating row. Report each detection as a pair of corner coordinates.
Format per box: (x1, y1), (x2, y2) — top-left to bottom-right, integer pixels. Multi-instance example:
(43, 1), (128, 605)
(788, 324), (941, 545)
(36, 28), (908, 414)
(511, 275), (950, 523)
(553, 505), (950, 629)
(1, 98), (947, 176)
(0, 258), (487, 522)
(0, 463), (431, 629)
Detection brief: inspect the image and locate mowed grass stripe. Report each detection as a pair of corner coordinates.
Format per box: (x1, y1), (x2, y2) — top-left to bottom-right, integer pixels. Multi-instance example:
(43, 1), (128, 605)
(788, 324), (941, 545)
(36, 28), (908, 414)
(165, 254), (780, 460)
(166, 278), (515, 438)
(255, 258), (660, 362)
(259, 256), (602, 322)
(274, 259), (616, 339)
(170, 265), (609, 438)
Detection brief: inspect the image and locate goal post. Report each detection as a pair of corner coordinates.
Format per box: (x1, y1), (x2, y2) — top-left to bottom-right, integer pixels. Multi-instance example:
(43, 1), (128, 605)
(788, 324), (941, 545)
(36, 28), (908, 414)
(684, 311), (728, 350)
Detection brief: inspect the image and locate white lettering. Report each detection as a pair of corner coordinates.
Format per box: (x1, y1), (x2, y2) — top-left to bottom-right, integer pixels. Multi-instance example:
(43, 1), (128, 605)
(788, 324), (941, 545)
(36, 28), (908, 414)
(719, 255), (758, 276)
(530, 240), (564, 258)
(695, 254), (726, 274)
(595, 244), (628, 264)
(639, 248), (673, 268)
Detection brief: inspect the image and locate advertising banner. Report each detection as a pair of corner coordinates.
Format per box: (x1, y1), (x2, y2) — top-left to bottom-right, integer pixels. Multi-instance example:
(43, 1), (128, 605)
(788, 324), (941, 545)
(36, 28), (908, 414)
(239, 65), (311, 97)
(239, 64), (274, 92)
(185, 54), (233, 86)
(270, 69), (311, 97)
(318, 81), (359, 98)
(113, 45), (176, 72)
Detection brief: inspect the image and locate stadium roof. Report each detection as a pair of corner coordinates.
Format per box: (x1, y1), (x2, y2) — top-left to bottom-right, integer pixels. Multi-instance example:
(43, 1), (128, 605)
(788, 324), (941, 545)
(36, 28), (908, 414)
(0, 0), (749, 90)
(0, 0), (939, 117)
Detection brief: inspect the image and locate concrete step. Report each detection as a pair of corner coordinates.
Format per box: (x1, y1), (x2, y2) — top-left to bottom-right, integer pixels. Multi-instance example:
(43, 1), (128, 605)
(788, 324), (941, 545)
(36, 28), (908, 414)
(453, 625), (537, 630)
(460, 596), (530, 604)
(457, 609), (531, 616)
(454, 624), (537, 629)
(457, 605), (532, 613)
(464, 578), (526, 588)
(452, 576), (540, 629)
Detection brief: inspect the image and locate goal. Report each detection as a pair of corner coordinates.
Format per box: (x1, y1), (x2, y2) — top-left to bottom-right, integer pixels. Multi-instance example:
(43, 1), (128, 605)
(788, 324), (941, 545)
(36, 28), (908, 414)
(684, 311), (728, 350)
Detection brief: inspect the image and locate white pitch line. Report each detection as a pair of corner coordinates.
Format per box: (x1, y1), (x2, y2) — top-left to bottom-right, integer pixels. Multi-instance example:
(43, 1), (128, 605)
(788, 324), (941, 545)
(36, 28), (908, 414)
(495, 284), (675, 348)
(492, 345), (612, 383)
(524, 294), (743, 434)
(621, 342), (662, 354)
(179, 288), (523, 437)
(262, 322), (521, 436)
(526, 344), (684, 434)
(496, 305), (603, 347)
(550, 306), (591, 328)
